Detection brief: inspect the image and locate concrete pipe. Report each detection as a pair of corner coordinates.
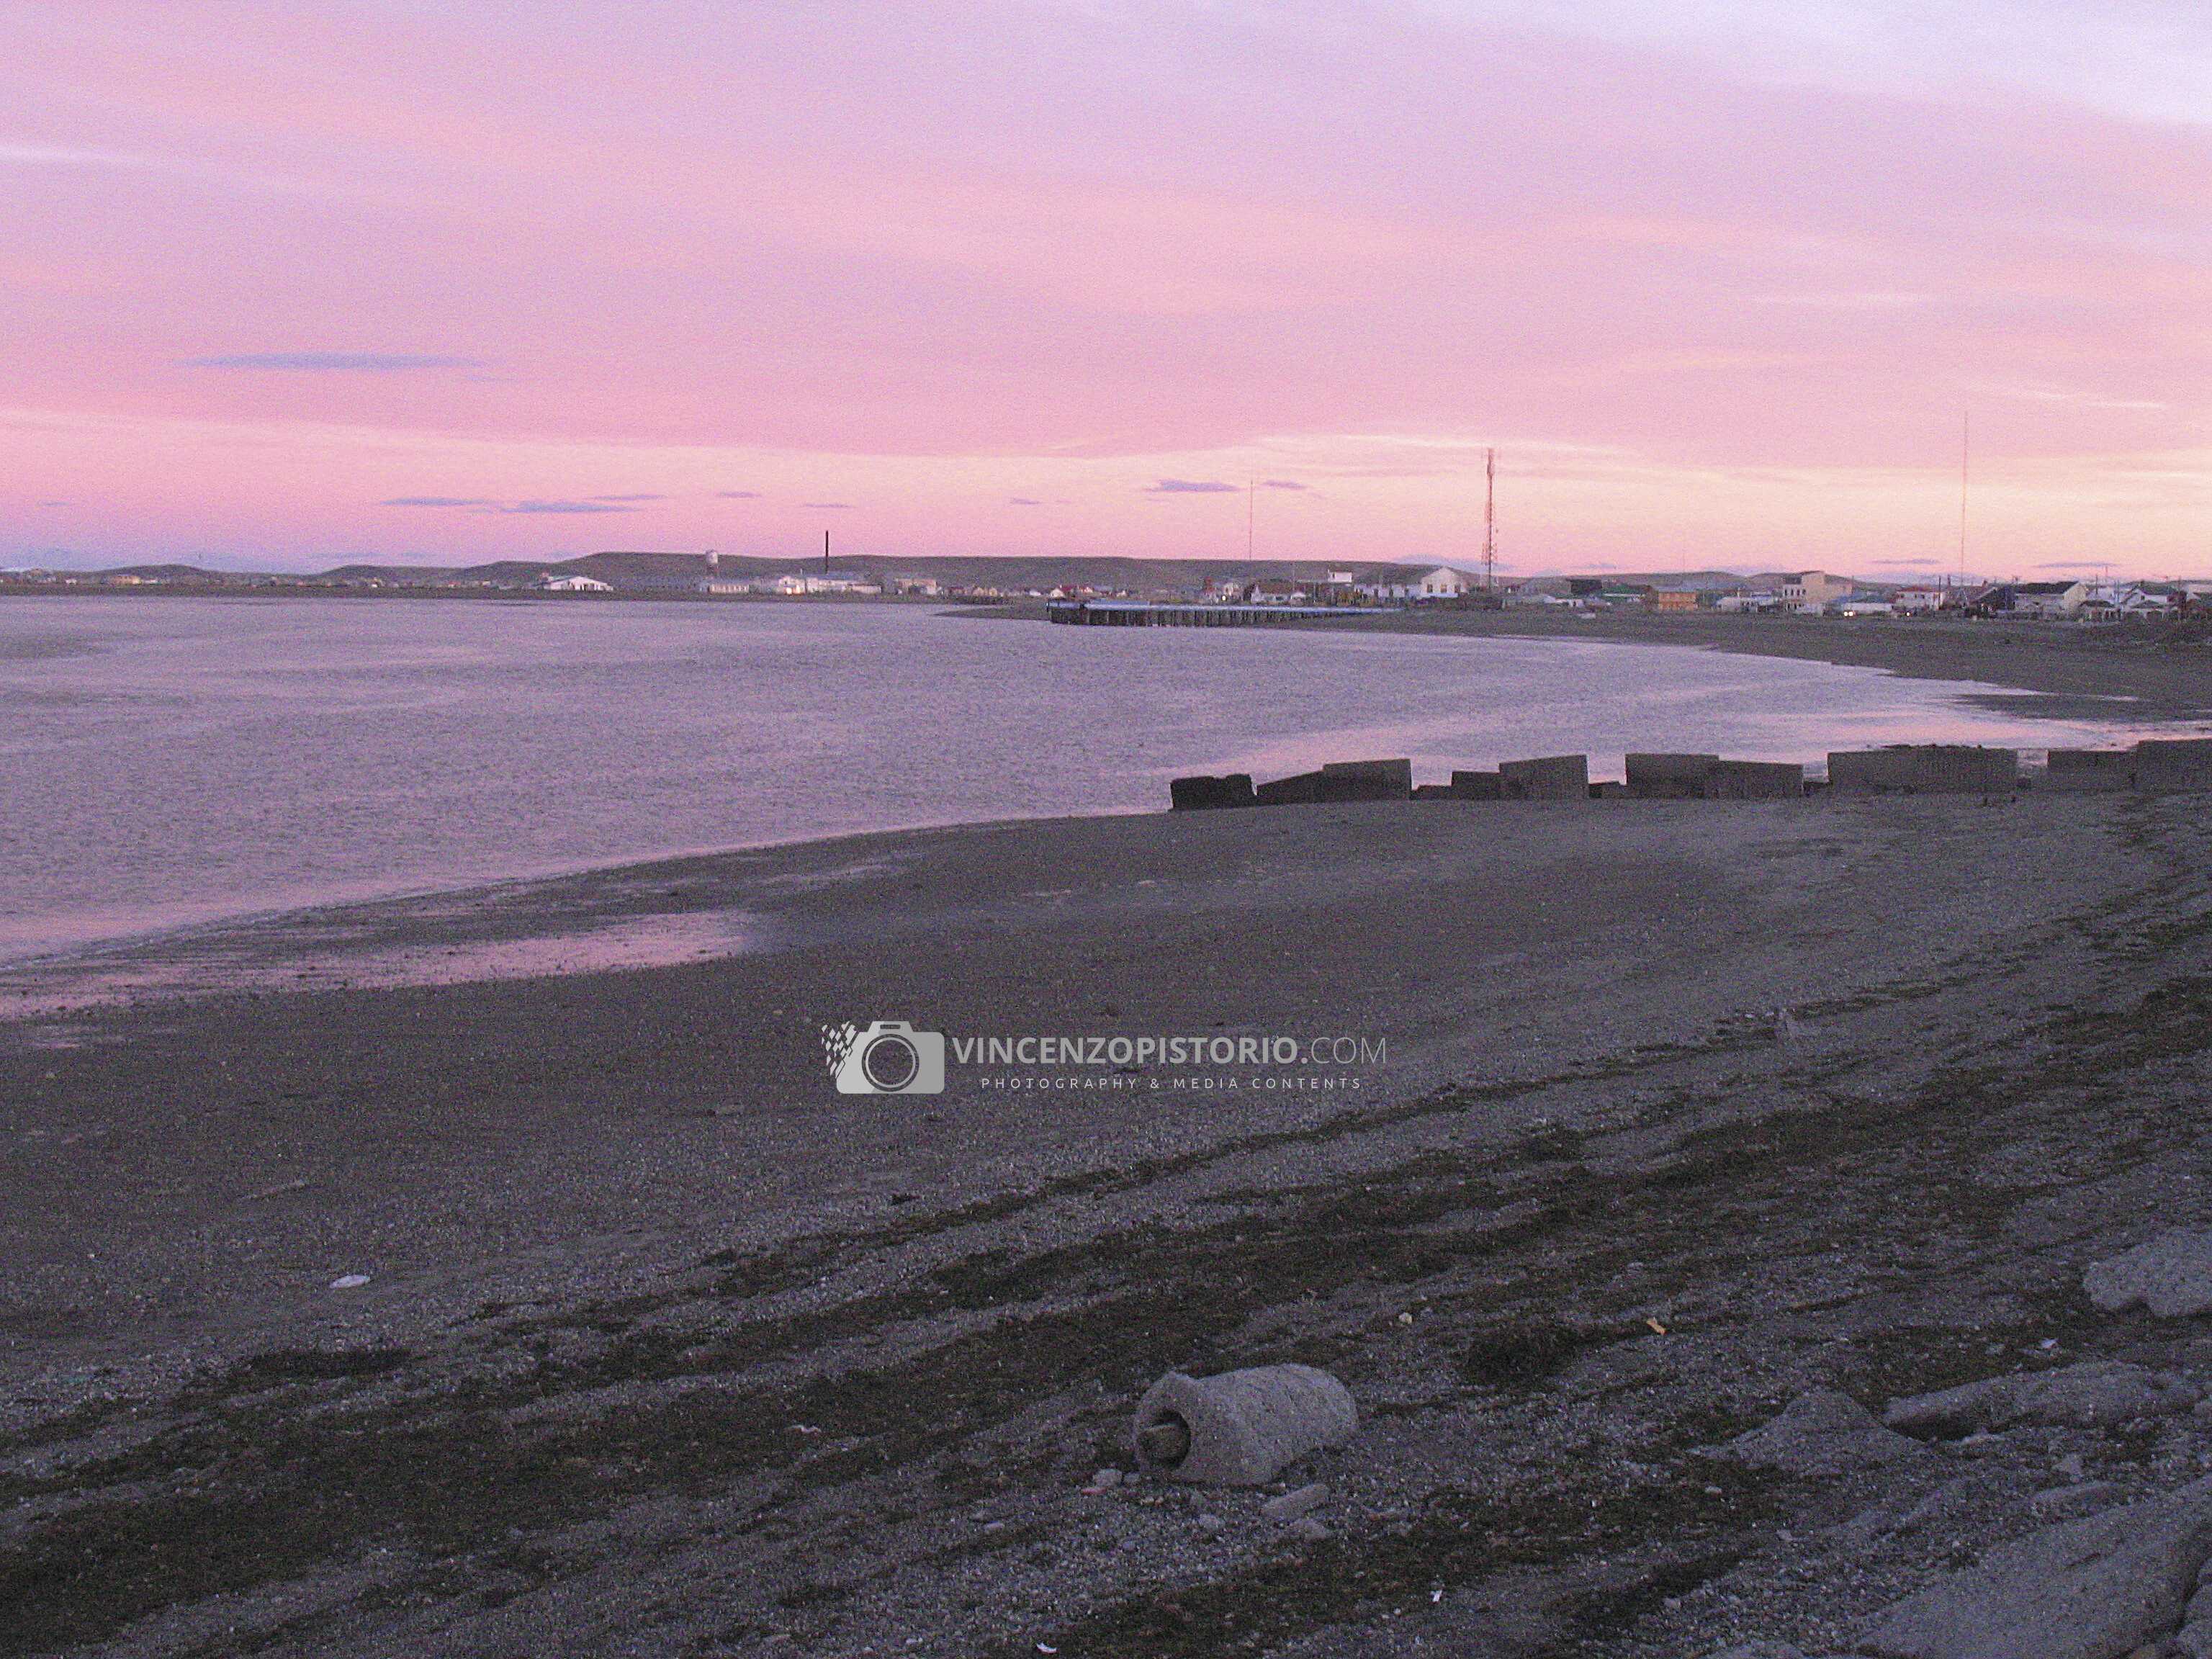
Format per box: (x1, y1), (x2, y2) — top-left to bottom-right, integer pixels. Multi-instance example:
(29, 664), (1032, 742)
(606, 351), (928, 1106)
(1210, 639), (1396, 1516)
(1131, 1364), (1358, 1486)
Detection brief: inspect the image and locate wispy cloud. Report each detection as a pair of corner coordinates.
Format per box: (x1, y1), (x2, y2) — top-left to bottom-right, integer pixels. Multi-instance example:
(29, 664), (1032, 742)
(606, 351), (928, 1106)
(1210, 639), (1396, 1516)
(1008, 497), (1043, 506)
(1146, 479), (1239, 494)
(383, 495), (492, 507)
(716, 490), (762, 499)
(183, 353), (485, 373)
(37, 499), (70, 508)
(804, 501), (856, 510)
(1260, 479), (1309, 491)
(591, 493), (664, 502)
(0, 142), (145, 167)
(501, 499), (638, 514)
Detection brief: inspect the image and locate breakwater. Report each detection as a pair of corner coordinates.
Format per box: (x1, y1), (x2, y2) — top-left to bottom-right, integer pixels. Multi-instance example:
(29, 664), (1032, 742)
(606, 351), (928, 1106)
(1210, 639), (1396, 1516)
(1169, 737), (2212, 810)
(1046, 600), (1390, 626)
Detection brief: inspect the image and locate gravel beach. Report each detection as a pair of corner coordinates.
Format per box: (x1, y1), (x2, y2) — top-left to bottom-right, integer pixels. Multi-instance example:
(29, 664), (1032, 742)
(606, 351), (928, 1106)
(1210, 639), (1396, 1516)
(8, 775), (2212, 1656)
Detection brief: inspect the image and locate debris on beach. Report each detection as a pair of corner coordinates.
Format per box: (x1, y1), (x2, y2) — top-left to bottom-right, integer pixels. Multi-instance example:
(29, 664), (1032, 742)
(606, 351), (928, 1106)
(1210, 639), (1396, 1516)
(1131, 1364), (1357, 1486)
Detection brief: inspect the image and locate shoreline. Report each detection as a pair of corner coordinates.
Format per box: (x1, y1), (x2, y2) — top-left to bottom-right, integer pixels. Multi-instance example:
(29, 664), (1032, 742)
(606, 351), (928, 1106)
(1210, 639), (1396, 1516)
(1292, 606), (2212, 721)
(989, 598), (2212, 723)
(6, 793), (2212, 1654)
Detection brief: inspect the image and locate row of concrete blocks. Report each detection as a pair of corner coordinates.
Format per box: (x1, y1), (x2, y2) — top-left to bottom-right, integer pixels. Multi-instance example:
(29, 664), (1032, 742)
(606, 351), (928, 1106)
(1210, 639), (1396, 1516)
(1169, 752), (1804, 809)
(1827, 737), (2212, 795)
(1167, 739), (2212, 811)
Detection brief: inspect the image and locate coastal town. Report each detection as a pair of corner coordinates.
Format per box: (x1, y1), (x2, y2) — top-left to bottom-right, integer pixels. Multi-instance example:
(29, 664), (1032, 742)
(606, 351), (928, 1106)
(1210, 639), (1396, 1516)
(5, 549), (2207, 624)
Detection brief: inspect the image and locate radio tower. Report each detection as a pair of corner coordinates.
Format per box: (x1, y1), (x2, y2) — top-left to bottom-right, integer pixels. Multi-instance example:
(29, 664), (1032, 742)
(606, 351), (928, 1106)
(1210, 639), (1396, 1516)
(1483, 447), (1498, 593)
(1956, 412), (1970, 589)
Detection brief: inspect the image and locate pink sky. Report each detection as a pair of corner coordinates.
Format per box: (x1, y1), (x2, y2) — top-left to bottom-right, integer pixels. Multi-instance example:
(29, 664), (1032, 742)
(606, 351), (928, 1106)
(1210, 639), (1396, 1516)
(1, 1), (2206, 577)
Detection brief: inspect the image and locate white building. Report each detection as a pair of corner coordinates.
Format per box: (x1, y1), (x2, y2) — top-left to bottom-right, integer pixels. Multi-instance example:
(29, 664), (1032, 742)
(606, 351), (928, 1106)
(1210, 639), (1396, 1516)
(1779, 571), (1852, 612)
(539, 574), (612, 593)
(2008, 580), (2090, 618)
(1356, 566), (1475, 602)
(1892, 586), (1948, 613)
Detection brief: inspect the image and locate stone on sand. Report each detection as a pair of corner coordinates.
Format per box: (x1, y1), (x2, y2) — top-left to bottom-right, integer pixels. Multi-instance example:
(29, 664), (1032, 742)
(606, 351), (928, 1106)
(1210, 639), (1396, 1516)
(1884, 1362), (2198, 1438)
(2085, 1232), (2212, 1318)
(1720, 1389), (1925, 1479)
(1858, 1474), (2212, 1659)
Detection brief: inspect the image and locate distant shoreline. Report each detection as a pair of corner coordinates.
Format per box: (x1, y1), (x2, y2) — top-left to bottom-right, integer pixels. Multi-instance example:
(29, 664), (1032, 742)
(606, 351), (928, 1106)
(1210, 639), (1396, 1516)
(1283, 606), (2212, 723)
(995, 601), (2208, 724)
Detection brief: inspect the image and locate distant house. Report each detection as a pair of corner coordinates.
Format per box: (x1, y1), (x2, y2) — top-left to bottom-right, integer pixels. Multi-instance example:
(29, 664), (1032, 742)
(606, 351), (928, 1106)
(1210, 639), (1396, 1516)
(1644, 588), (1700, 613)
(1202, 577), (1248, 603)
(1836, 596), (1896, 618)
(539, 574), (613, 593)
(2077, 583), (2172, 619)
(1714, 592), (1781, 613)
(1893, 586), (1948, 613)
(1247, 578), (1309, 605)
(1779, 571), (1852, 613)
(2006, 580), (2090, 619)
(1356, 566), (1475, 602)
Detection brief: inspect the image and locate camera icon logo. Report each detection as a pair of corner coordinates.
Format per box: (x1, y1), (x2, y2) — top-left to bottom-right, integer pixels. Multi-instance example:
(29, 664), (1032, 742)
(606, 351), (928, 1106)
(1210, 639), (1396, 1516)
(822, 1020), (947, 1095)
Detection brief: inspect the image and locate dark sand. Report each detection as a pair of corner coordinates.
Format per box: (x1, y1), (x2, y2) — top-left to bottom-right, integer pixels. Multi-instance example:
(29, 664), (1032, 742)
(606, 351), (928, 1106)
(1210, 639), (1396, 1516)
(8, 788), (2212, 1656)
(1309, 608), (2212, 723)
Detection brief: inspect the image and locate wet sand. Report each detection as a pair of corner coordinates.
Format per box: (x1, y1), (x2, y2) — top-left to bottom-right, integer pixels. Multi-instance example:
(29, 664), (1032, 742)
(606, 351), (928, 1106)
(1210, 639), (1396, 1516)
(7, 791), (2212, 1655)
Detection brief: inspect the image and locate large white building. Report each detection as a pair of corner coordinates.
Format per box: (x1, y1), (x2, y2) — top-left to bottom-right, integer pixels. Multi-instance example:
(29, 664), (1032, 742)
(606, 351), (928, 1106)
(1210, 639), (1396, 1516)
(1357, 566), (1475, 601)
(1779, 571), (1852, 612)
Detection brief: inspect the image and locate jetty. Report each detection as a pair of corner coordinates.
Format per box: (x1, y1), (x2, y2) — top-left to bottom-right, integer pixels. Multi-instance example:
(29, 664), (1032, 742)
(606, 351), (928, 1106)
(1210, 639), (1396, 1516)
(1046, 599), (1388, 627)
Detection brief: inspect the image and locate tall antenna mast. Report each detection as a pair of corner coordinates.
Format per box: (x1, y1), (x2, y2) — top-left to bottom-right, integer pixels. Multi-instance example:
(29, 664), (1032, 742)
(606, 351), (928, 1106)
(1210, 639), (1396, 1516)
(1483, 447), (1497, 593)
(1957, 412), (1969, 587)
(824, 529), (831, 575)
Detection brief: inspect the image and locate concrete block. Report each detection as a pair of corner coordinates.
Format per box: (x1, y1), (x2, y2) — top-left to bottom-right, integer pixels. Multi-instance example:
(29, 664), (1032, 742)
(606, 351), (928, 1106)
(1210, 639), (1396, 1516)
(1317, 758), (1413, 801)
(1704, 760), (1805, 799)
(2044, 750), (2134, 792)
(1254, 771), (1323, 806)
(1169, 773), (1256, 811)
(1626, 752), (1719, 799)
(1133, 1364), (1358, 1487)
(2135, 739), (2212, 793)
(1410, 783), (1454, 800)
(1499, 755), (1589, 800)
(1449, 769), (1504, 800)
(1827, 745), (2018, 796)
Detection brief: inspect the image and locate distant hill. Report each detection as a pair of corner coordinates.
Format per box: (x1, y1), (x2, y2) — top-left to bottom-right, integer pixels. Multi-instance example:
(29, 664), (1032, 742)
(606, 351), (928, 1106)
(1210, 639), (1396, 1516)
(60, 553), (1881, 593)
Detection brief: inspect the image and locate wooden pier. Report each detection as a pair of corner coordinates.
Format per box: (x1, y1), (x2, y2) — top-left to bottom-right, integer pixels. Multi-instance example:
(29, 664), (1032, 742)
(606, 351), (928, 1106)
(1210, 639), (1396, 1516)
(1045, 600), (1390, 627)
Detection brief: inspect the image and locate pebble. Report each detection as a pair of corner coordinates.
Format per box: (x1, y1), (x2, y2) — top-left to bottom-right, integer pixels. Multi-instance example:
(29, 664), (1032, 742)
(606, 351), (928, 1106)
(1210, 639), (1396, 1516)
(1090, 1468), (1120, 1490)
(1285, 1517), (1332, 1542)
(1195, 1513), (1224, 1534)
(1262, 1483), (1329, 1521)
(2028, 1480), (2121, 1521)
(328, 1273), (372, 1290)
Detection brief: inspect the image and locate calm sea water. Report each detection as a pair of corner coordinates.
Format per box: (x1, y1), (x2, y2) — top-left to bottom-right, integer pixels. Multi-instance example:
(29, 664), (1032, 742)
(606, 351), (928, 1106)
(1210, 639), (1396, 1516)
(0, 596), (2173, 963)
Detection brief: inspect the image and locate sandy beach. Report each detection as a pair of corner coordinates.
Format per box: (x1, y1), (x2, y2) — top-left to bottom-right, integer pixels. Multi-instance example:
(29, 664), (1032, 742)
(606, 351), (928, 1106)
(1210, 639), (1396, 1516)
(7, 770), (2212, 1656)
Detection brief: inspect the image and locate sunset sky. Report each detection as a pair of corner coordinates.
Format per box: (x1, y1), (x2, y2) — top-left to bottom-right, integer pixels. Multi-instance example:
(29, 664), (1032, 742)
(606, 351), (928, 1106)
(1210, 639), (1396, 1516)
(2, 1), (2206, 577)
